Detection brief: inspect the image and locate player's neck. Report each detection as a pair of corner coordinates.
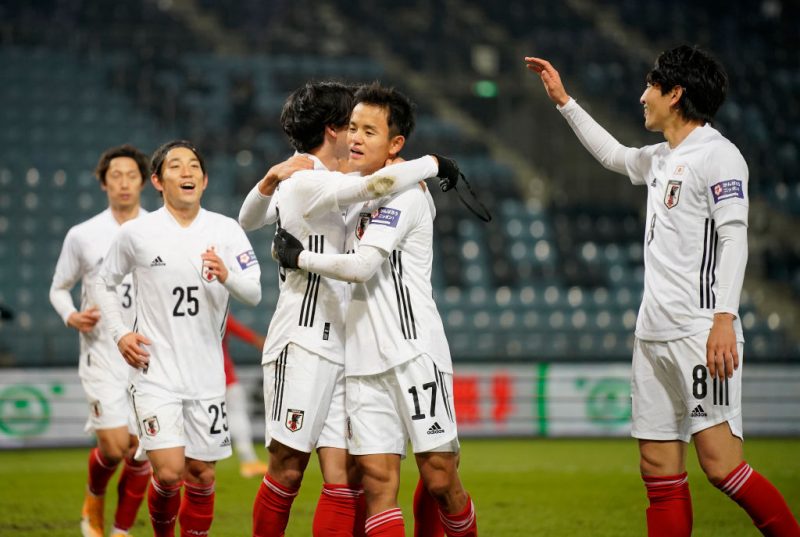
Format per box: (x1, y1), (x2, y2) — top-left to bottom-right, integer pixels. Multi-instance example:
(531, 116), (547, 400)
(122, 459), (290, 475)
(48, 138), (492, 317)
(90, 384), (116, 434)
(163, 202), (201, 227)
(311, 144), (340, 171)
(663, 117), (704, 149)
(109, 204), (141, 225)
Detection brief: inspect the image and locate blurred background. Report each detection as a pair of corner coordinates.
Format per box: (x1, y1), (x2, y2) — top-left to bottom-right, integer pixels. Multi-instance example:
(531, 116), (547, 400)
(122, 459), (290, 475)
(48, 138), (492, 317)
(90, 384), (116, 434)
(0, 0), (798, 444)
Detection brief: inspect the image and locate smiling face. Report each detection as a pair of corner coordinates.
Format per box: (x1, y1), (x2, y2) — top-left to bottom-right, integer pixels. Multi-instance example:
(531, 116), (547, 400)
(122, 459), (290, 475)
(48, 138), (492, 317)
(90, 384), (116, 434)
(347, 103), (405, 176)
(102, 156), (144, 212)
(151, 146), (207, 212)
(640, 82), (682, 133)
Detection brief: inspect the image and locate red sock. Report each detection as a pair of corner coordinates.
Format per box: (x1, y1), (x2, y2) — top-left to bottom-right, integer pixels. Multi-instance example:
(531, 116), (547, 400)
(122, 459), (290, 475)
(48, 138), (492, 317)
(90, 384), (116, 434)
(253, 474), (299, 537)
(149, 477), (182, 537)
(312, 484), (366, 537)
(365, 508), (405, 536)
(717, 461), (800, 536)
(414, 478), (444, 537)
(642, 473), (692, 537)
(87, 447), (120, 495)
(439, 495), (477, 537)
(113, 458), (151, 531)
(179, 481), (216, 537)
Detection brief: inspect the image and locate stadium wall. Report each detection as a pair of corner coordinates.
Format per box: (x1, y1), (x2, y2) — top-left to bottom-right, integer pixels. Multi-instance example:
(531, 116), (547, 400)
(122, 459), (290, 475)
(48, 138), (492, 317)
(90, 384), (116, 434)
(1, 364), (799, 448)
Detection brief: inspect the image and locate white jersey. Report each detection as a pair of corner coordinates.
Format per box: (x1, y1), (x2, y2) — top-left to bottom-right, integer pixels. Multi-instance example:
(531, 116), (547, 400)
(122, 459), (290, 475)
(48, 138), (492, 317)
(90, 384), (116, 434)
(345, 187), (452, 376)
(50, 208), (145, 381)
(262, 157), (351, 365)
(625, 124), (748, 341)
(99, 207), (261, 399)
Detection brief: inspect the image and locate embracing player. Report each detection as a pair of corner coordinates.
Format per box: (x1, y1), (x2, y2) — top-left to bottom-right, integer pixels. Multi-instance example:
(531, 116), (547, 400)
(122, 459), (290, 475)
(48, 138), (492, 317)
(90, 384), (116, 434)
(273, 84), (477, 537)
(241, 81), (461, 536)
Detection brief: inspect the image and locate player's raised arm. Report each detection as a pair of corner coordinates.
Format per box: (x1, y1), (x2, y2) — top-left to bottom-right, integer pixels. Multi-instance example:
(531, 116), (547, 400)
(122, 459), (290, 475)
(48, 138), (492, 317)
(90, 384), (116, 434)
(238, 154), (313, 230)
(524, 57), (571, 107)
(524, 56), (632, 175)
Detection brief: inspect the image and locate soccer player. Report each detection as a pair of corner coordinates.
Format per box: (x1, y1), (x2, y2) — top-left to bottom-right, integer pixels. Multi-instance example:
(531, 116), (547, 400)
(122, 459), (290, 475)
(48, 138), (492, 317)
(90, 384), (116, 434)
(222, 314), (269, 478)
(49, 144), (152, 537)
(240, 81), (461, 537)
(273, 84), (477, 537)
(95, 140), (262, 537)
(525, 48), (800, 536)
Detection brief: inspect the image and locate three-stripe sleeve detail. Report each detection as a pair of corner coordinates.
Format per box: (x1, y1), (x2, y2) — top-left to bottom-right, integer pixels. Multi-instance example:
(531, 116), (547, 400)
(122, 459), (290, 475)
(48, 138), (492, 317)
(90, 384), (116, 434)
(700, 218), (718, 309)
(299, 235), (324, 327)
(389, 250), (417, 340)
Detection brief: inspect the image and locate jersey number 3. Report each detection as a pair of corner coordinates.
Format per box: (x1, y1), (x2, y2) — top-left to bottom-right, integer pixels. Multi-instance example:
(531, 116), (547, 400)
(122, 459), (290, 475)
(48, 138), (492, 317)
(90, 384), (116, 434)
(172, 286), (200, 317)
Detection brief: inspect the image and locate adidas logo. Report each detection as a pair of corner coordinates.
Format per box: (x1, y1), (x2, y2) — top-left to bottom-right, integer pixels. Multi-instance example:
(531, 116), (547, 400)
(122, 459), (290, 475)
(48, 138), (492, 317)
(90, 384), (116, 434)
(219, 436), (231, 447)
(690, 405), (707, 418)
(150, 256), (166, 267)
(427, 422), (445, 435)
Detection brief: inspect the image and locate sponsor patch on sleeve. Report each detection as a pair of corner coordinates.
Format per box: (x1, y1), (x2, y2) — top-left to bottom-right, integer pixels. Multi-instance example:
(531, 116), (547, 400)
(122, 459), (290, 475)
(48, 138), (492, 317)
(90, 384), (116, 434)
(237, 249), (258, 269)
(370, 207), (401, 228)
(710, 179), (744, 204)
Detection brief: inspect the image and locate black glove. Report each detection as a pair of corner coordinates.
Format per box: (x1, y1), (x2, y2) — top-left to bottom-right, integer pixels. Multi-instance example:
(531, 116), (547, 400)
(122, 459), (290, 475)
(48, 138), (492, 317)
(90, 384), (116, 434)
(432, 153), (460, 192)
(272, 228), (304, 269)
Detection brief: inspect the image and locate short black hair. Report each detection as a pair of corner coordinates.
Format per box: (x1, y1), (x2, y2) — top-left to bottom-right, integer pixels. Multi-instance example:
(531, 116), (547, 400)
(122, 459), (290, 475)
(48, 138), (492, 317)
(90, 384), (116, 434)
(353, 83), (416, 139)
(94, 144), (149, 185)
(280, 81), (356, 153)
(150, 140), (207, 180)
(646, 45), (728, 123)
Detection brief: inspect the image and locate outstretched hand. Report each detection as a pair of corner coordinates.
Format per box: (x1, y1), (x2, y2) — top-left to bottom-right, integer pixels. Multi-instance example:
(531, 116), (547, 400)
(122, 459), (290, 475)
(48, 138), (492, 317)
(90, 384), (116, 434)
(524, 57), (571, 107)
(272, 228), (305, 269)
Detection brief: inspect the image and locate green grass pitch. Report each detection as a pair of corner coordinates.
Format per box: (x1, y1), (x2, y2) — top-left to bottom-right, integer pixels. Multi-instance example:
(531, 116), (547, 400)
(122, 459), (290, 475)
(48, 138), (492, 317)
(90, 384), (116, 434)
(1, 438), (798, 536)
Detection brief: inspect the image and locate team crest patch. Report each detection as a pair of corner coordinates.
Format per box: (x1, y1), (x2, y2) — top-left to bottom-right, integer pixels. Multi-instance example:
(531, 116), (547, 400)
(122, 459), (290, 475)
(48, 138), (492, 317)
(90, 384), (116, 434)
(89, 400), (102, 418)
(664, 180), (682, 209)
(237, 249), (258, 270)
(356, 212), (371, 240)
(143, 416), (160, 436)
(673, 165), (685, 176)
(370, 207), (401, 228)
(711, 180), (744, 204)
(285, 409), (304, 432)
(202, 265), (216, 282)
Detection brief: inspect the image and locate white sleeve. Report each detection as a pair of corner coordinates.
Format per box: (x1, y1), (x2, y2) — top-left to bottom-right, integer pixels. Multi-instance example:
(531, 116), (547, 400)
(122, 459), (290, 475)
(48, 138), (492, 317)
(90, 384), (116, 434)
(222, 270), (262, 306)
(557, 98), (642, 179)
(358, 189), (423, 255)
(298, 245), (387, 283)
(297, 156), (439, 220)
(49, 229), (82, 324)
(95, 229), (136, 343)
(713, 220), (747, 317)
(238, 184), (273, 231)
(224, 223), (262, 306)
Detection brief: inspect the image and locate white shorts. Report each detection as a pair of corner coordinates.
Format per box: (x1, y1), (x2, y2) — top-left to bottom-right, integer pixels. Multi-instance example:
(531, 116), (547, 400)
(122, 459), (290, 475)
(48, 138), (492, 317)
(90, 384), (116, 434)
(81, 374), (136, 434)
(631, 331), (743, 443)
(128, 385), (232, 462)
(346, 354), (459, 456)
(263, 344), (347, 453)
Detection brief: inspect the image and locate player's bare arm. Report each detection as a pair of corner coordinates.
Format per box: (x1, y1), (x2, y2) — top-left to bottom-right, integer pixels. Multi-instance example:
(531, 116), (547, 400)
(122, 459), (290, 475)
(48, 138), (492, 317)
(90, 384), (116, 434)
(706, 313), (739, 380)
(66, 306), (101, 333)
(117, 331), (152, 369)
(257, 154), (314, 196)
(524, 57), (571, 107)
